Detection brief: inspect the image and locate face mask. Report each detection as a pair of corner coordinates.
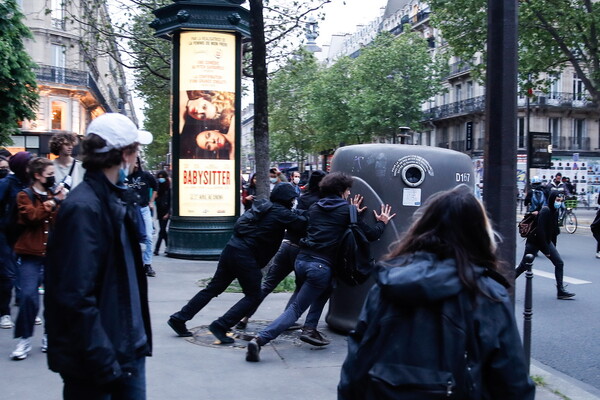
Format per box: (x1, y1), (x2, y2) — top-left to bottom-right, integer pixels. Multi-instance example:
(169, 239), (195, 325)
(119, 162), (131, 184)
(269, 177), (277, 184)
(554, 202), (562, 209)
(42, 176), (55, 190)
(293, 177), (300, 184)
(0, 169), (8, 179)
(158, 177), (166, 183)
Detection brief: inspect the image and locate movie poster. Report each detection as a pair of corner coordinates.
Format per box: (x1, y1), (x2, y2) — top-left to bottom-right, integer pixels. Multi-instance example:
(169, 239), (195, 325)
(179, 31), (237, 217)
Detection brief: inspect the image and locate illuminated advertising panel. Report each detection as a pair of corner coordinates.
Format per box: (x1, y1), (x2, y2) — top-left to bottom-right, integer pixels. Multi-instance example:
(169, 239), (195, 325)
(178, 31), (236, 217)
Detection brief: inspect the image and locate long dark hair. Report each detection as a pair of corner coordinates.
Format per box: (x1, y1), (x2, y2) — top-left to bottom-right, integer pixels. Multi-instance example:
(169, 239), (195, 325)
(386, 185), (499, 295)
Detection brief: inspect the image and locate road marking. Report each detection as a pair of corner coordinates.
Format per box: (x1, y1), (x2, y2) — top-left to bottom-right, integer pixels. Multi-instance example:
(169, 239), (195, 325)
(532, 269), (592, 284)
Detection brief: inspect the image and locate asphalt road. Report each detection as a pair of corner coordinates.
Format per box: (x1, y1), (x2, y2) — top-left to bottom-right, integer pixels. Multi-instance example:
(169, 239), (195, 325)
(514, 219), (600, 395)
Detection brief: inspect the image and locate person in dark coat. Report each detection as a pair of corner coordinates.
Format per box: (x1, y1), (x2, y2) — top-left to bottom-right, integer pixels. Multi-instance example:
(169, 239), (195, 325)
(515, 191), (575, 299)
(153, 170), (171, 256)
(245, 172), (395, 362)
(241, 172), (257, 211)
(338, 185), (535, 400)
(168, 182), (307, 344)
(45, 113), (153, 398)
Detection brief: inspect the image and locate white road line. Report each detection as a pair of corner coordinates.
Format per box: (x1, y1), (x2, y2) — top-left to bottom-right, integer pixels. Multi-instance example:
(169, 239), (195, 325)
(532, 269), (592, 285)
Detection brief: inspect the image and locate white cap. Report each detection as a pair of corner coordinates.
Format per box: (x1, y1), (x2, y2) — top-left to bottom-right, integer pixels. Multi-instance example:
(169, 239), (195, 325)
(86, 113), (153, 153)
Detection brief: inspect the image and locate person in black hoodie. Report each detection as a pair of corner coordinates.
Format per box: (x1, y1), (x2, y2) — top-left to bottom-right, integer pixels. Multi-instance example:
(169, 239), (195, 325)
(246, 172), (395, 362)
(515, 191), (575, 299)
(168, 182), (307, 344)
(235, 170), (327, 337)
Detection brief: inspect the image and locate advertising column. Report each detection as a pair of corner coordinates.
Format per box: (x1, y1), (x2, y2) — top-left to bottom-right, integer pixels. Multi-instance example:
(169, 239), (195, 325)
(178, 31), (237, 218)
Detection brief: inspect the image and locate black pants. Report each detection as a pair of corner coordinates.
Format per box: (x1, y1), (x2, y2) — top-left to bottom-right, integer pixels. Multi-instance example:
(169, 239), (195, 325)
(516, 239), (564, 286)
(171, 244), (262, 330)
(154, 217), (168, 253)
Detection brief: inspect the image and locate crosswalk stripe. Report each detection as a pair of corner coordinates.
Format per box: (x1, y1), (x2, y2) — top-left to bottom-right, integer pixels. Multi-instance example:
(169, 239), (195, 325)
(531, 269), (592, 284)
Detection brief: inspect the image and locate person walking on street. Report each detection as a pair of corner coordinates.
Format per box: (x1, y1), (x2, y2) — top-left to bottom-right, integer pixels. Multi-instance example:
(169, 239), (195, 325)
(338, 185), (535, 400)
(515, 191), (575, 299)
(44, 113), (153, 399)
(10, 157), (66, 360)
(153, 170), (170, 256)
(168, 182), (307, 344)
(128, 157), (158, 277)
(0, 152), (32, 330)
(246, 172), (395, 362)
(49, 132), (85, 191)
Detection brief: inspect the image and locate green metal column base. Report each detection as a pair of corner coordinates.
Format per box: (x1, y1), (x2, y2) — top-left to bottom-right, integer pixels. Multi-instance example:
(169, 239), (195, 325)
(167, 216), (236, 260)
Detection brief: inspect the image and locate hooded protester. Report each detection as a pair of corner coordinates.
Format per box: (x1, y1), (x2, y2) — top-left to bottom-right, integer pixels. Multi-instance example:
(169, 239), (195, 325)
(168, 182), (307, 344)
(0, 152), (32, 330)
(245, 172), (395, 362)
(338, 185), (535, 400)
(515, 190), (575, 299)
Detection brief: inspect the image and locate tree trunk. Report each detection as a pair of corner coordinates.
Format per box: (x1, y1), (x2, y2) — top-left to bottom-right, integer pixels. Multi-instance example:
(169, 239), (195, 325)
(249, 0), (270, 199)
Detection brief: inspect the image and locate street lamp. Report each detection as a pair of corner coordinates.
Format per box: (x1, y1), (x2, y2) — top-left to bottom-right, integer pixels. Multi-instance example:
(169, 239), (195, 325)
(150, 0), (250, 259)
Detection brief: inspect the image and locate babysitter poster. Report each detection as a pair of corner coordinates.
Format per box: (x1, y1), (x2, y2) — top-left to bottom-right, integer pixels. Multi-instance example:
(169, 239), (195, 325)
(178, 31), (237, 217)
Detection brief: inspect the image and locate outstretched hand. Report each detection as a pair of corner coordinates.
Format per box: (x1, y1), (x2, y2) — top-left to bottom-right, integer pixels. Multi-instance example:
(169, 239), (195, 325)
(350, 194), (367, 213)
(373, 204), (396, 224)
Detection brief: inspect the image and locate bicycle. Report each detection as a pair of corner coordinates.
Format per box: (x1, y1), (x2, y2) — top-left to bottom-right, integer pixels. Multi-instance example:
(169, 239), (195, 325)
(558, 197), (578, 234)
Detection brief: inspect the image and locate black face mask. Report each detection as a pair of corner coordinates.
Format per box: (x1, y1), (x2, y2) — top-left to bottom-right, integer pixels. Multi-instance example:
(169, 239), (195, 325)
(0, 169), (8, 179)
(42, 176), (55, 190)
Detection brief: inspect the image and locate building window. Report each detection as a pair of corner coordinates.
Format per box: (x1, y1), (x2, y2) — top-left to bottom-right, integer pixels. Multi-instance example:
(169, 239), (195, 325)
(466, 81), (474, 99)
(518, 117), (525, 149)
(51, 101), (67, 130)
(573, 74), (584, 101)
(549, 74), (561, 100)
(548, 117), (561, 148)
(573, 118), (586, 149)
(52, 44), (66, 83)
(455, 84), (462, 102)
(51, 0), (66, 30)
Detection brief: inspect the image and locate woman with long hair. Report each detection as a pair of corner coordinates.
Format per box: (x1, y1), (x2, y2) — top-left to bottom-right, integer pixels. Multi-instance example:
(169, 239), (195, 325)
(338, 185), (535, 399)
(154, 170), (171, 256)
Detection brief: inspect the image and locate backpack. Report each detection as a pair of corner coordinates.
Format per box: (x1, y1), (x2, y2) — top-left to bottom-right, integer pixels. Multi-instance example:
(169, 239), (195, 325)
(339, 288), (481, 400)
(334, 205), (375, 286)
(1, 186), (35, 247)
(518, 212), (538, 238)
(233, 199), (273, 237)
(528, 189), (545, 212)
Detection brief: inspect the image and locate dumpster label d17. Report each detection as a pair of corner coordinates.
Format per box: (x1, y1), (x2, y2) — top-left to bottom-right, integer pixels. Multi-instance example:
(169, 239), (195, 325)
(391, 156), (434, 177)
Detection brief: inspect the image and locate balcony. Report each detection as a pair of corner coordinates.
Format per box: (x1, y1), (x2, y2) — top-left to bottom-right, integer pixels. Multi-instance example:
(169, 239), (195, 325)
(423, 95), (485, 120)
(518, 91), (597, 109)
(34, 64), (113, 113)
(444, 61), (472, 80)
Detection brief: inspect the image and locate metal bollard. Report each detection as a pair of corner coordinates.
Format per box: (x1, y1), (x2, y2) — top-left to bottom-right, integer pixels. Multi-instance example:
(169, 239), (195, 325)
(522, 253), (535, 373)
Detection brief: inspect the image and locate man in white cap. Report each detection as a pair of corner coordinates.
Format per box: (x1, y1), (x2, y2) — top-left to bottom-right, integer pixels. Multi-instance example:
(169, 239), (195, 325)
(44, 113), (153, 399)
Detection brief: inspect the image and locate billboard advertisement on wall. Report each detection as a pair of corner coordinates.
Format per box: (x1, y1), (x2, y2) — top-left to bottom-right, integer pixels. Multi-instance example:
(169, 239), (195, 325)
(178, 31), (237, 217)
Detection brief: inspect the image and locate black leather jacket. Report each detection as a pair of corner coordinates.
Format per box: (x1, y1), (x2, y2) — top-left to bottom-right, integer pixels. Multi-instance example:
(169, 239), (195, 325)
(44, 170), (152, 384)
(338, 252), (535, 400)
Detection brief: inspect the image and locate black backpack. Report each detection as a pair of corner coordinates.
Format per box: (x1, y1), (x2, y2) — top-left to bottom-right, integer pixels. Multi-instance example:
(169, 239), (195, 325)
(339, 288), (482, 400)
(0, 186), (35, 247)
(233, 199), (273, 237)
(334, 205), (375, 286)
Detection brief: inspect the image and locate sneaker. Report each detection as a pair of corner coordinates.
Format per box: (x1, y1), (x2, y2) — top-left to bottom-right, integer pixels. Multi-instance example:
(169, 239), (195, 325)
(34, 316), (42, 325)
(144, 264), (156, 277)
(41, 335), (48, 353)
(245, 338), (261, 362)
(209, 321), (234, 344)
(38, 286), (45, 295)
(285, 322), (303, 331)
(167, 317), (193, 337)
(299, 327), (330, 346)
(596, 252), (600, 259)
(557, 285), (576, 300)
(10, 338), (32, 360)
(0, 315), (14, 329)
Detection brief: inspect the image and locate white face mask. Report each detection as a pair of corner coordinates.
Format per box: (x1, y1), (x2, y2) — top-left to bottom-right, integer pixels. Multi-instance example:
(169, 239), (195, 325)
(119, 162), (132, 183)
(293, 177), (300, 184)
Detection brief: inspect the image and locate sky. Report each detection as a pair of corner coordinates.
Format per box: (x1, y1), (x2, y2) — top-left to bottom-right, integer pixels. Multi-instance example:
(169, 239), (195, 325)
(316, 0), (388, 48)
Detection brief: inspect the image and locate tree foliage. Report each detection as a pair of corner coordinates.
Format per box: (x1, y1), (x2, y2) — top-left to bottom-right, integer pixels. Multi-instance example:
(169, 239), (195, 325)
(430, 0), (600, 102)
(0, 0), (39, 143)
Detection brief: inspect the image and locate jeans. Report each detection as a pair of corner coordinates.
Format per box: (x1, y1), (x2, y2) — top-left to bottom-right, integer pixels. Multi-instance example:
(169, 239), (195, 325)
(14, 255), (44, 339)
(62, 357), (146, 400)
(0, 231), (17, 316)
(139, 206), (153, 265)
(516, 239), (565, 286)
(258, 254), (332, 344)
(171, 244), (263, 330)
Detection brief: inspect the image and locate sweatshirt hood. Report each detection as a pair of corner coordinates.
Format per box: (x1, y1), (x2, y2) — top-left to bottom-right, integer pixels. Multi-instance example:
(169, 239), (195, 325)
(270, 182), (298, 204)
(375, 252), (469, 305)
(316, 195), (348, 210)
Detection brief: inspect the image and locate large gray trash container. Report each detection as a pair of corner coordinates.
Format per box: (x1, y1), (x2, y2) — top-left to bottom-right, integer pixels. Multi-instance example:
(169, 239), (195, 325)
(326, 144), (475, 333)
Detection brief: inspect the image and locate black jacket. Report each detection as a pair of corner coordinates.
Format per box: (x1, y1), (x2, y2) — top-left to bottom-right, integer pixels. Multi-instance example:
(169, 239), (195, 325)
(529, 204), (560, 253)
(229, 183), (307, 267)
(338, 252), (535, 400)
(44, 170), (152, 384)
(300, 195), (385, 263)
